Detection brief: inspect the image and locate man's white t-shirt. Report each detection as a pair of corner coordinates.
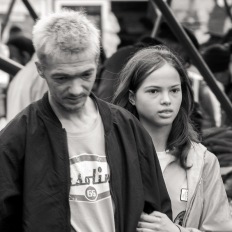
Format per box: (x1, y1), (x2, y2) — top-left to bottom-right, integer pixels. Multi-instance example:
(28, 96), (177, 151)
(67, 110), (115, 232)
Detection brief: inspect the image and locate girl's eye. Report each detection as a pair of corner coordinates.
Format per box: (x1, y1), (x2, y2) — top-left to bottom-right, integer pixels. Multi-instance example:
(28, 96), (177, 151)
(171, 88), (181, 94)
(147, 89), (158, 94)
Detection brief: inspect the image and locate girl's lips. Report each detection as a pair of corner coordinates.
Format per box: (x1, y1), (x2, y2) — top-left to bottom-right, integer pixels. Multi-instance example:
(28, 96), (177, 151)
(158, 110), (173, 118)
(158, 109), (173, 113)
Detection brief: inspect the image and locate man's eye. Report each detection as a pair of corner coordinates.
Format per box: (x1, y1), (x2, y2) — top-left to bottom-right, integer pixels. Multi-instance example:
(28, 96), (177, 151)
(82, 73), (92, 78)
(56, 77), (66, 81)
(81, 74), (92, 80)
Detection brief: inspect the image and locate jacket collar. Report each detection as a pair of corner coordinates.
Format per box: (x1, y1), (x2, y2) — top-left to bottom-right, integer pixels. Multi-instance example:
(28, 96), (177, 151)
(186, 143), (206, 207)
(39, 92), (112, 135)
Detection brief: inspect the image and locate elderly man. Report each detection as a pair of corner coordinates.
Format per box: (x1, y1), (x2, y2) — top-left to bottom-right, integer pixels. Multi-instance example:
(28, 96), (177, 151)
(0, 10), (171, 232)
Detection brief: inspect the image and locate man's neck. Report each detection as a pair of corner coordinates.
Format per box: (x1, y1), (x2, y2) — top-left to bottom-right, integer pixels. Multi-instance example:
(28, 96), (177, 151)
(50, 96), (98, 133)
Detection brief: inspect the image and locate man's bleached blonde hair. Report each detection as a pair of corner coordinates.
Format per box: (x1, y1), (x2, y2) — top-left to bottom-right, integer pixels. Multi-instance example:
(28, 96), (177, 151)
(32, 10), (100, 64)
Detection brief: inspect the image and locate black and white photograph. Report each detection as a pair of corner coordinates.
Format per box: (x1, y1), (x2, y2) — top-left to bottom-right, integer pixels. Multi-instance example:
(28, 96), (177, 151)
(0, 0), (232, 231)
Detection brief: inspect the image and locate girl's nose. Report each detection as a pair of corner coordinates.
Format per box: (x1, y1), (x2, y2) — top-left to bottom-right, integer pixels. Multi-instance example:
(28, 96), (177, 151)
(160, 92), (171, 105)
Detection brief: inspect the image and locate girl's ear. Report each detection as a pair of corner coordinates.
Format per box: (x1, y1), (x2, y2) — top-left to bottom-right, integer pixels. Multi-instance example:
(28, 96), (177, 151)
(129, 90), (135, 105)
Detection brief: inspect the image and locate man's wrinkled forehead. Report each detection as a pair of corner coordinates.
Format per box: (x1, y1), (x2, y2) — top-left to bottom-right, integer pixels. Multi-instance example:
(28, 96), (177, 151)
(37, 48), (99, 67)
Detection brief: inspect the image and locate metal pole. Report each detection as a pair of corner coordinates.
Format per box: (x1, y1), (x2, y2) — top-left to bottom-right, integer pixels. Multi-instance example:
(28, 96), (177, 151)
(223, 0), (232, 23)
(150, 0), (172, 39)
(152, 0), (232, 120)
(151, 8), (162, 38)
(21, 0), (38, 22)
(0, 56), (23, 76)
(1, 0), (16, 36)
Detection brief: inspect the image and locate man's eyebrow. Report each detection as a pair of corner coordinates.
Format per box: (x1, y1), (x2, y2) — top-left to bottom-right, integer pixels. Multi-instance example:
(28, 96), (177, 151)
(51, 72), (70, 77)
(51, 68), (95, 77)
(81, 69), (95, 74)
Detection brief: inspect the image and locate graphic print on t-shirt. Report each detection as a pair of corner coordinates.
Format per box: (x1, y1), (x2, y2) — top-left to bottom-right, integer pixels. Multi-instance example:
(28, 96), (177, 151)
(66, 109), (115, 232)
(69, 153), (111, 202)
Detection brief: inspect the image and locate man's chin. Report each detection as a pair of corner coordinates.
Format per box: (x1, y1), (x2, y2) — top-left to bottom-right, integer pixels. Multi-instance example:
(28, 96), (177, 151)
(62, 104), (84, 113)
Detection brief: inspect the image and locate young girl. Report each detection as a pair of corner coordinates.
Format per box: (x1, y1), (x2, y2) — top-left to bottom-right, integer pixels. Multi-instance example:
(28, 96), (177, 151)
(113, 45), (232, 231)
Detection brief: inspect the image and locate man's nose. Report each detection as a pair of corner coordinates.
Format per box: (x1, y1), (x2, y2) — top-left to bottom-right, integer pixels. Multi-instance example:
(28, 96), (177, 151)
(68, 79), (83, 95)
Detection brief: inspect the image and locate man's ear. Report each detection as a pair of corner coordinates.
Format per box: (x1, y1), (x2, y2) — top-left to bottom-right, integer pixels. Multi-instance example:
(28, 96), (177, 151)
(35, 62), (45, 78)
(129, 90), (135, 105)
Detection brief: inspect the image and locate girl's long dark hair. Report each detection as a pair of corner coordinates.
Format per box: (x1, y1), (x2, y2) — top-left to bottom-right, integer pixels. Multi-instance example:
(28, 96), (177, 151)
(113, 45), (199, 169)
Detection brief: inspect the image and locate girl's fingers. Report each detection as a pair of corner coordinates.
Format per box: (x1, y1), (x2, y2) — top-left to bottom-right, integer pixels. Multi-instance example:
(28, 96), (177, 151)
(136, 229), (154, 232)
(137, 221), (159, 230)
(140, 214), (161, 223)
(150, 211), (165, 218)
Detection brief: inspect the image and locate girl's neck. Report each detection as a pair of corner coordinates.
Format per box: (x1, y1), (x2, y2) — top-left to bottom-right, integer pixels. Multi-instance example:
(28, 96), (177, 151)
(141, 122), (172, 152)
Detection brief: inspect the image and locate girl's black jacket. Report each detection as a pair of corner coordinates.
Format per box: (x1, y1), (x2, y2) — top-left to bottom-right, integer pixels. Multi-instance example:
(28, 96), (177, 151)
(0, 93), (172, 232)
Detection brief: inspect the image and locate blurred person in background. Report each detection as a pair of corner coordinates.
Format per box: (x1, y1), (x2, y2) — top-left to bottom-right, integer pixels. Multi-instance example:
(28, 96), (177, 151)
(202, 43), (232, 127)
(6, 25), (34, 68)
(94, 35), (162, 102)
(6, 54), (48, 123)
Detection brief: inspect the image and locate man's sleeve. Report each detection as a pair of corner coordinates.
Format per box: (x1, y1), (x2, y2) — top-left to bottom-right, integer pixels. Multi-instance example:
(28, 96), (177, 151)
(0, 146), (23, 231)
(138, 136), (173, 220)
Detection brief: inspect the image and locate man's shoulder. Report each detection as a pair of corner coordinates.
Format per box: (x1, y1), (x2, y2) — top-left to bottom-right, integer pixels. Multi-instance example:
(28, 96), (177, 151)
(0, 100), (41, 145)
(102, 100), (140, 124)
(99, 99), (152, 141)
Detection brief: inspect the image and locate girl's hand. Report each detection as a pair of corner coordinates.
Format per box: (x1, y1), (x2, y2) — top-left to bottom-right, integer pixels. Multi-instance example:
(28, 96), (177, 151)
(136, 211), (180, 232)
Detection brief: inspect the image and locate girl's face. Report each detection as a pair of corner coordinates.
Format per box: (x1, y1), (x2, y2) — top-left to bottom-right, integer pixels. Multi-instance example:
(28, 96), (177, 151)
(130, 63), (182, 129)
